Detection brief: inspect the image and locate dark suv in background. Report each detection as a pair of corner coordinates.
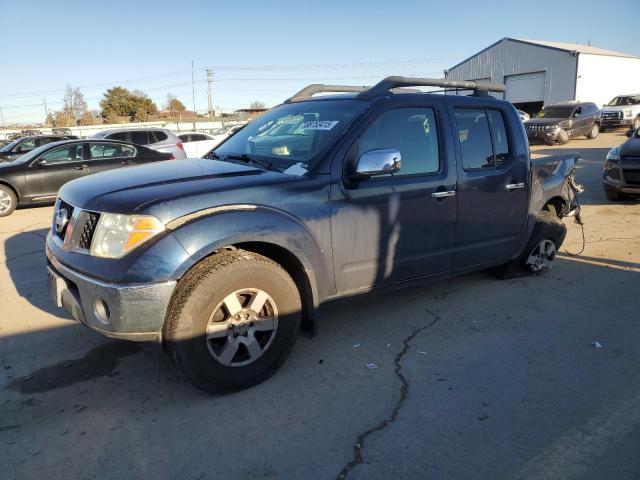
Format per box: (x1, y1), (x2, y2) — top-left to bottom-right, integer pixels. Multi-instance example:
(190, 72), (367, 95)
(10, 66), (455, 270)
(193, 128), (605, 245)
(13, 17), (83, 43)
(0, 135), (76, 162)
(603, 128), (640, 200)
(524, 101), (600, 145)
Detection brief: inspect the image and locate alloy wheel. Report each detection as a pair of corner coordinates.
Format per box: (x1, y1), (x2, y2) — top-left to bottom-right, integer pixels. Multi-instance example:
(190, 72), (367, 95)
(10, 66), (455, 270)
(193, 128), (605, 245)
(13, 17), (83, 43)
(526, 239), (557, 273)
(0, 190), (13, 214)
(205, 288), (278, 367)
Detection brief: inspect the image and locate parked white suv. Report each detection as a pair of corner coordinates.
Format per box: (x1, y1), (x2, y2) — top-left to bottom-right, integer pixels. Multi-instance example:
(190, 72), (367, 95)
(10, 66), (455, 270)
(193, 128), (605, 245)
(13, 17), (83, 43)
(176, 131), (220, 158)
(600, 94), (640, 131)
(92, 128), (187, 159)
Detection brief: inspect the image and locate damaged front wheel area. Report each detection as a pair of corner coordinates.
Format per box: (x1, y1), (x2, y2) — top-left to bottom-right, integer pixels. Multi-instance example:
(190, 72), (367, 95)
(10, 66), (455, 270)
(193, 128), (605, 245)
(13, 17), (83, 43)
(494, 210), (567, 278)
(525, 239), (557, 273)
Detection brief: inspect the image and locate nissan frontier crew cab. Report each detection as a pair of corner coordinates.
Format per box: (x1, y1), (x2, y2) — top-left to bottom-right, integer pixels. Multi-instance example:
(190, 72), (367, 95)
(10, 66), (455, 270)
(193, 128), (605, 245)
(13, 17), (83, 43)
(46, 76), (582, 393)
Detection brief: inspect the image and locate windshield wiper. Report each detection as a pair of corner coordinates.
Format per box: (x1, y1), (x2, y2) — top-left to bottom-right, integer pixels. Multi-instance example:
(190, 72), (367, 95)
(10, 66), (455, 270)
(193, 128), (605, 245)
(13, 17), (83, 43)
(224, 153), (274, 171)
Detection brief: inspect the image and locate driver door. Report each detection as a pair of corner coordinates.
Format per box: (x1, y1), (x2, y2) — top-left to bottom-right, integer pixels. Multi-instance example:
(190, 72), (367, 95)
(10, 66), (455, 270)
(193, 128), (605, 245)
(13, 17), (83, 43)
(27, 143), (88, 200)
(330, 102), (458, 294)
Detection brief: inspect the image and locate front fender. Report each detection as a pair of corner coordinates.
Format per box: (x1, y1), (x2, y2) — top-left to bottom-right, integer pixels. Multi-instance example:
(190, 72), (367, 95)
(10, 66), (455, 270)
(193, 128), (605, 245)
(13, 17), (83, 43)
(167, 207), (332, 302)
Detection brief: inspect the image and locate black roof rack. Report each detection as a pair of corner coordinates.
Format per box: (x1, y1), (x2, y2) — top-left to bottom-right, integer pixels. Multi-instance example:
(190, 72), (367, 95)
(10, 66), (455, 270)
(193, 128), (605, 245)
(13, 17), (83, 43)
(284, 76), (506, 103)
(284, 84), (369, 103)
(360, 76), (506, 97)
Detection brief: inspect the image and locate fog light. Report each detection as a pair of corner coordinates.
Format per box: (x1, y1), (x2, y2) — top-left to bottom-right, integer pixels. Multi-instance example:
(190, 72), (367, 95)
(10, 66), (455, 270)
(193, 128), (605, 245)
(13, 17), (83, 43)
(94, 298), (111, 325)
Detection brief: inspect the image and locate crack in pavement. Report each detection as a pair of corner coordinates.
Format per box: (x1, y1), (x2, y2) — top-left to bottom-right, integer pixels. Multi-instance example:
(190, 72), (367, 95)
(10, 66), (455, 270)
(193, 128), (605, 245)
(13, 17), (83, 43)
(336, 308), (441, 479)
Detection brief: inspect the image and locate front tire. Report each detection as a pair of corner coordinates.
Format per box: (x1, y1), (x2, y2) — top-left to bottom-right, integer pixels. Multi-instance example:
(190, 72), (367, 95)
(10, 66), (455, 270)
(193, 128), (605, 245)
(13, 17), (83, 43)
(604, 185), (627, 201)
(0, 185), (17, 217)
(587, 123), (599, 139)
(165, 249), (301, 394)
(556, 129), (570, 145)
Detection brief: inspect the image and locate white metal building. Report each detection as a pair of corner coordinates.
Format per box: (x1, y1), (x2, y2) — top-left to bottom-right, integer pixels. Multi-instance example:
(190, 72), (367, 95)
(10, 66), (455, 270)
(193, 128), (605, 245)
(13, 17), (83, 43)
(445, 38), (640, 114)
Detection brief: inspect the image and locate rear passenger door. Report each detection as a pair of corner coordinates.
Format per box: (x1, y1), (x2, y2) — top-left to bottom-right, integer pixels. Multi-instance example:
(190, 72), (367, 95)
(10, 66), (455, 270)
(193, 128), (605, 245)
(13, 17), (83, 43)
(451, 105), (528, 268)
(87, 142), (137, 174)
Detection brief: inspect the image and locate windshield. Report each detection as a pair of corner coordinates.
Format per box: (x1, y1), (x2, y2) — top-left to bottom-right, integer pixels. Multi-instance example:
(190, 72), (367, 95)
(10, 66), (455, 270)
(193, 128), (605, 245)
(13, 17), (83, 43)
(607, 96), (640, 107)
(213, 100), (367, 172)
(536, 106), (573, 119)
(0, 139), (22, 153)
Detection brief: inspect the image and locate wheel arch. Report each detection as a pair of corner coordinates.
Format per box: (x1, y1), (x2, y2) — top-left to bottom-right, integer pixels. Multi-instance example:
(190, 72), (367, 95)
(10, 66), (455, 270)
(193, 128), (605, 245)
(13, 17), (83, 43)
(234, 241), (318, 336)
(0, 180), (19, 200)
(543, 195), (567, 217)
(166, 209), (330, 336)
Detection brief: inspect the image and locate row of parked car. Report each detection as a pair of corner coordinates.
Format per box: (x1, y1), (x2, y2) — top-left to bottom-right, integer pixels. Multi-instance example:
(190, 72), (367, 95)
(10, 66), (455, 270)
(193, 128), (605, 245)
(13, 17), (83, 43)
(522, 94), (640, 145)
(0, 124), (245, 216)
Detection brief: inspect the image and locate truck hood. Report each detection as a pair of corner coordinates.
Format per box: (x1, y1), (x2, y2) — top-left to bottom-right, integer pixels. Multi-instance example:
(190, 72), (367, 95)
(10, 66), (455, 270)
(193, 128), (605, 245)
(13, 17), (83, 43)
(59, 159), (289, 214)
(620, 137), (640, 158)
(601, 105), (635, 113)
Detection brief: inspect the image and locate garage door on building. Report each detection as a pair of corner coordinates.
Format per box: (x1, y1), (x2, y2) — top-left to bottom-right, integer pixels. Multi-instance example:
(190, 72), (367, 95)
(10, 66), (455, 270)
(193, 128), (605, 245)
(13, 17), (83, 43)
(505, 72), (546, 103)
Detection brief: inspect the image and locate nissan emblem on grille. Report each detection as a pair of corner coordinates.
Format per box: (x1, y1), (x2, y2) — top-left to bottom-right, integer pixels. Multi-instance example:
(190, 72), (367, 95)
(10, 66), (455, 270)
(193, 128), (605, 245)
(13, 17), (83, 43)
(55, 208), (69, 234)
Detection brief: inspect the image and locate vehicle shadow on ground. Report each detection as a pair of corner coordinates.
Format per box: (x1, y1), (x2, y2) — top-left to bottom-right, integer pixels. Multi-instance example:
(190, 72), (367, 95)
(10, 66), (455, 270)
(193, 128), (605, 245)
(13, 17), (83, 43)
(3, 226), (62, 316)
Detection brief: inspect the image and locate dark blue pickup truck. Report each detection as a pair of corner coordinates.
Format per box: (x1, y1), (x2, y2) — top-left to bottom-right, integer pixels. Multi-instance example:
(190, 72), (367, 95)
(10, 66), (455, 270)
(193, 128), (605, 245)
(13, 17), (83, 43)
(46, 77), (582, 393)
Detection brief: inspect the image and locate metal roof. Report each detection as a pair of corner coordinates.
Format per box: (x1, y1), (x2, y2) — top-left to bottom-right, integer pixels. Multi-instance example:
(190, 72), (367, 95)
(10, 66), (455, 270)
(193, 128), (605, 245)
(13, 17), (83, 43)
(515, 38), (639, 59)
(448, 37), (639, 71)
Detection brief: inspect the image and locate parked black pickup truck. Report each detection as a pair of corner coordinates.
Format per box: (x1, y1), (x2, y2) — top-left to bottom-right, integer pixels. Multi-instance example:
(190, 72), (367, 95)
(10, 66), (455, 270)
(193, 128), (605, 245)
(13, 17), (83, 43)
(46, 77), (582, 393)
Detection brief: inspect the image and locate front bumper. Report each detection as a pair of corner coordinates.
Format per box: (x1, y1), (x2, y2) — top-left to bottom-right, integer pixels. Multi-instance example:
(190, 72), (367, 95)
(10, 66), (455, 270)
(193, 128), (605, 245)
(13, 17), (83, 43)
(46, 240), (176, 342)
(603, 178), (640, 194)
(526, 128), (561, 143)
(600, 118), (633, 129)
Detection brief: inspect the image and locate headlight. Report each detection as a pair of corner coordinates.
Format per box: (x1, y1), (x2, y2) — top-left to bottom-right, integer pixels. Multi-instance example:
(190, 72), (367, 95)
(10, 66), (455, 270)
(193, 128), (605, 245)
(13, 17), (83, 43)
(90, 214), (165, 259)
(624, 109), (633, 118)
(606, 147), (620, 162)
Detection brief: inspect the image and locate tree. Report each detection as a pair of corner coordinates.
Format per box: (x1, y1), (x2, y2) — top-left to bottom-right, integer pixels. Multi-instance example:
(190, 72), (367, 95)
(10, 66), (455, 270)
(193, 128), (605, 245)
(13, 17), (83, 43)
(78, 111), (94, 126)
(52, 111), (76, 127)
(45, 112), (55, 127)
(249, 101), (266, 110)
(63, 85), (88, 120)
(100, 86), (157, 122)
(165, 93), (186, 116)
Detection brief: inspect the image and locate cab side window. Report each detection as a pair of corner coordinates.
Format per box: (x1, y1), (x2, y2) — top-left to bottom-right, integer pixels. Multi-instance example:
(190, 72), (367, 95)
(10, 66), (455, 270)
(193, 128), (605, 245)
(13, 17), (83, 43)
(454, 108), (511, 170)
(89, 143), (136, 159)
(41, 144), (84, 164)
(16, 138), (36, 153)
(358, 107), (440, 176)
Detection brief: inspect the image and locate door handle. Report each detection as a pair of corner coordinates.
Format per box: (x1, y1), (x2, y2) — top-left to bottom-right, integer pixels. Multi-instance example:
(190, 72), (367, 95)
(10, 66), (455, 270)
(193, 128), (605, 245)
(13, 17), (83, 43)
(506, 182), (525, 190)
(431, 190), (456, 198)
(74, 164), (88, 170)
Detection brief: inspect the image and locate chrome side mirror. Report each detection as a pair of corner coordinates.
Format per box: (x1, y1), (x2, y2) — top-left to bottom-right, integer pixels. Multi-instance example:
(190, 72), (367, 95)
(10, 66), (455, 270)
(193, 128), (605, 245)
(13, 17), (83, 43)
(355, 148), (401, 178)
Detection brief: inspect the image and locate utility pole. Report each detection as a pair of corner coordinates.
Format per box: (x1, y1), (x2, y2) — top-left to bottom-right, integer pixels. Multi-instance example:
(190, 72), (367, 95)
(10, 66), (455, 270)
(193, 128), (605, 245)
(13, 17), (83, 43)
(43, 98), (49, 120)
(191, 60), (197, 131)
(0, 107), (4, 128)
(205, 68), (214, 124)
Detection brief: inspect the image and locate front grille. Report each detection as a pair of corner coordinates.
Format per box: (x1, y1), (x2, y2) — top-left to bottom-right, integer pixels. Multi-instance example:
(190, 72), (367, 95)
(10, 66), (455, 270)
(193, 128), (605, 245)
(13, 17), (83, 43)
(526, 125), (550, 132)
(601, 111), (623, 120)
(622, 169), (640, 185)
(77, 212), (100, 249)
(55, 199), (74, 240)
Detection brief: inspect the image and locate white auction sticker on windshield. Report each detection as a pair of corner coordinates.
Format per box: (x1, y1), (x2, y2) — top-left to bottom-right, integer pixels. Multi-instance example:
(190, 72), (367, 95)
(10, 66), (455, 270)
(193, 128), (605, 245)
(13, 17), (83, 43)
(300, 120), (339, 130)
